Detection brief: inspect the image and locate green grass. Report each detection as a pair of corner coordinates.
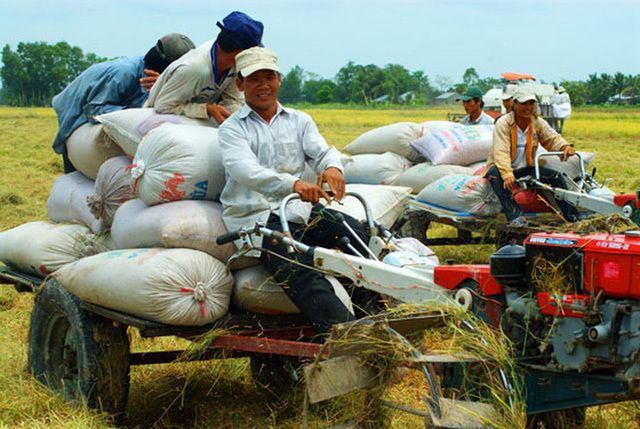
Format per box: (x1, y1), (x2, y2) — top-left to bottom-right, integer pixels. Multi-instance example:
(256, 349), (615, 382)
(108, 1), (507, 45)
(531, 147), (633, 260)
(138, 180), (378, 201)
(1, 106), (640, 427)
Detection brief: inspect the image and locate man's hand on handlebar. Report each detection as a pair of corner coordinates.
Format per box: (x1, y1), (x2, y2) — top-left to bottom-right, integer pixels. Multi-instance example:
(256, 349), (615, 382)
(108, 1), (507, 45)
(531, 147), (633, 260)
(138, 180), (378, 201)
(294, 180), (332, 205)
(561, 146), (576, 161)
(503, 174), (516, 190)
(317, 167), (345, 202)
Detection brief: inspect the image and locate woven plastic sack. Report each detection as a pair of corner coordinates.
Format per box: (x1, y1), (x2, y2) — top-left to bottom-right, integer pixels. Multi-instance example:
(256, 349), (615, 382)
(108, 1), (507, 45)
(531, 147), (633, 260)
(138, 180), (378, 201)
(95, 107), (216, 157)
(66, 123), (125, 179)
(342, 152), (411, 186)
(416, 174), (501, 216)
(412, 124), (493, 166)
(329, 184), (412, 228)
(420, 121), (466, 134)
(47, 172), (103, 233)
(396, 163), (473, 194)
(87, 156), (133, 228)
(343, 122), (424, 162)
(53, 248), (233, 326)
(0, 221), (98, 276)
(110, 199), (257, 270)
(537, 147), (595, 181)
(130, 124), (224, 205)
(232, 265), (353, 315)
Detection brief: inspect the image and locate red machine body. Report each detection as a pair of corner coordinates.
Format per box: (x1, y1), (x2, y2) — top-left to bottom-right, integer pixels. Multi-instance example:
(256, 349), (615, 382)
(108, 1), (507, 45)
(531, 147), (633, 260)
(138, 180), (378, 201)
(525, 231), (640, 299)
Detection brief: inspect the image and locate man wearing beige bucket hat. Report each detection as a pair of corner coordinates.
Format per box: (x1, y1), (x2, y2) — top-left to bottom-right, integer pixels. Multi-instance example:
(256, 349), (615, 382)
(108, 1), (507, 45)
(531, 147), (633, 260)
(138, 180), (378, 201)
(486, 87), (580, 227)
(218, 46), (380, 335)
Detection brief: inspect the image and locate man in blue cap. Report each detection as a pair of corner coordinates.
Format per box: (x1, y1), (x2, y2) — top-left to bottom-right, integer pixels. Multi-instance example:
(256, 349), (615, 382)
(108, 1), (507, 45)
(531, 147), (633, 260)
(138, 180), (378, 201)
(52, 33), (195, 173)
(457, 86), (495, 126)
(145, 11), (263, 125)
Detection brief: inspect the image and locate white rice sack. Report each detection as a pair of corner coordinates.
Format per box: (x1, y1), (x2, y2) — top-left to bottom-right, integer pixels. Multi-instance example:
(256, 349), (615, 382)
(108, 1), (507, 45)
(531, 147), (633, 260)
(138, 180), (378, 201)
(66, 123), (125, 180)
(343, 122), (424, 162)
(412, 124), (494, 166)
(396, 163), (473, 194)
(53, 248), (233, 326)
(233, 265), (353, 315)
(393, 237), (440, 266)
(537, 147), (595, 180)
(342, 152), (411, 185)
(47, 172), (103, 233)
(420, 121), (466, 134)
(130, 124), (224, 205)
(86, 156), (133, 227)
(330, 184), (412, 227)
(0, 221), (98, 276)
(95, 107), (216, 157)
(110, 199), (257, 269)
(416, 174), (501, 216)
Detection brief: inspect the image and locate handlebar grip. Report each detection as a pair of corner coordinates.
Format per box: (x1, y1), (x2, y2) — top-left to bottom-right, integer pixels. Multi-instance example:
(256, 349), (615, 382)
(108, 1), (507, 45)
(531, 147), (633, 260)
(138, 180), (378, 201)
(216, 231), (241, 245)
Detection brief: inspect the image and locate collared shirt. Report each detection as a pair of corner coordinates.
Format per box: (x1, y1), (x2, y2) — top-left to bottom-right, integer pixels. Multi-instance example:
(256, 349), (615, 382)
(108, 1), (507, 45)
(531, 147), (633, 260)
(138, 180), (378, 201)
(144, 40), (243, 120)
(218, 103), (343, 254)
(460, 111), (495, 126)
(512, 125), (532, 171)
(51, 56), (147, 154)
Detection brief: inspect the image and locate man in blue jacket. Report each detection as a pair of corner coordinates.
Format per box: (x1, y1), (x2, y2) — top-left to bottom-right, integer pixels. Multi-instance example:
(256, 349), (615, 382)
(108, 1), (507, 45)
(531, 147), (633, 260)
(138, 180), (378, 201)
(52, 33), (195, 173)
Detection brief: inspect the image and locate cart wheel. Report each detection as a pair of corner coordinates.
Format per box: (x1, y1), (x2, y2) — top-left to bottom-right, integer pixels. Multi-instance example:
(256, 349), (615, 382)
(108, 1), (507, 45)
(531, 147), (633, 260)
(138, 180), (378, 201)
(526, 407), (586, 429)
(28, 279), (130, 417)
(250, 354), (301, 398)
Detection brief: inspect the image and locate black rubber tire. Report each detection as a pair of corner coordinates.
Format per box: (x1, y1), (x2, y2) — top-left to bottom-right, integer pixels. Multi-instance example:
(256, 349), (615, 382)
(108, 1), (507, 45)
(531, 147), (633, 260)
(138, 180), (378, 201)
(28, 279), (130, 417)
(250, 354), (301, 398)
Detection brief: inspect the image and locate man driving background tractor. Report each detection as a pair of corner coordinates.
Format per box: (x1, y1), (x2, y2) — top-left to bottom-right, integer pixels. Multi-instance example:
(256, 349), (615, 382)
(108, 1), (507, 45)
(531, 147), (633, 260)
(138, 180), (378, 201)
(486, 87), (581, 227)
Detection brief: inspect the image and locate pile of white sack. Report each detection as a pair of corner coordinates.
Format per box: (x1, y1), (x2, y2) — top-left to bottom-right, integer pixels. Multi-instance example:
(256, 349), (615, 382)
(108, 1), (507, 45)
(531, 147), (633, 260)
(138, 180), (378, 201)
(0, 108), (419, 326)
(342, 121), (596, 216)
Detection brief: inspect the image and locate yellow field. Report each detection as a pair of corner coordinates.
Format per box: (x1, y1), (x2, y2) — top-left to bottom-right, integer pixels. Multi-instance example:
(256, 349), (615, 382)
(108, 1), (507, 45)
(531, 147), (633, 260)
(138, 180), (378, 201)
(1, 106), (640, 428)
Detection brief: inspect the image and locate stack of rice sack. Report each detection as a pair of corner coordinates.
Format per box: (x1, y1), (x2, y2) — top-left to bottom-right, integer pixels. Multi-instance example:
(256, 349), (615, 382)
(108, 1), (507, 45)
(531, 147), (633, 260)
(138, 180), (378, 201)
(342, 121), (499, 216)
(2, 108), (390, 325)
(343, 121), (597, 217)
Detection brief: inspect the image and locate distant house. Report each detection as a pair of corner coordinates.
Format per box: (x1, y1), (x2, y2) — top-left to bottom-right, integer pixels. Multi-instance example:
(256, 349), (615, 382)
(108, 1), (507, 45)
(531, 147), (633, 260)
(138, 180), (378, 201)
(398, 92), (415, 104)
(435, 92), (459, 105)
(373, 94), (390, 103)
(608, 94), (633, 105)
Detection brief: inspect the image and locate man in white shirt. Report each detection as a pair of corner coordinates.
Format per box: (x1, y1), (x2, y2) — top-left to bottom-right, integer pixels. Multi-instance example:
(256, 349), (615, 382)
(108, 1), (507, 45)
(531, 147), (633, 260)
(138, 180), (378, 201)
(218, 47), (379, 335)
(457, 86), (495, 125)
(145, 11), (263, 125)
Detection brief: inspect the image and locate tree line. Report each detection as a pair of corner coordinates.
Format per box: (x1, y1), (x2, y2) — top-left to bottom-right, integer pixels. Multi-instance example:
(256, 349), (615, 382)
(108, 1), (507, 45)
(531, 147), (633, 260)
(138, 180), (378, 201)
(1, 41), (638, 107)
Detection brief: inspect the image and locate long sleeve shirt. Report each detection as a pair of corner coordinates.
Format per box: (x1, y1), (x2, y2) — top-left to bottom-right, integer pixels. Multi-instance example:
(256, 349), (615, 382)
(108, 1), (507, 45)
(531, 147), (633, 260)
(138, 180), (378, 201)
(51, 56), (147, 154)
(144, 40), (243, 120)
(487, 112), (571, 180)
(460, 111), (495, 125)
(218, 103), (343, 253)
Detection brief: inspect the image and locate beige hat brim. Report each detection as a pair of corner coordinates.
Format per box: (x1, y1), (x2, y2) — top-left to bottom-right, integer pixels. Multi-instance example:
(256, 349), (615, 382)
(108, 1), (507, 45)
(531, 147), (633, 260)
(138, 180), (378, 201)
(239, 62), (279, 78)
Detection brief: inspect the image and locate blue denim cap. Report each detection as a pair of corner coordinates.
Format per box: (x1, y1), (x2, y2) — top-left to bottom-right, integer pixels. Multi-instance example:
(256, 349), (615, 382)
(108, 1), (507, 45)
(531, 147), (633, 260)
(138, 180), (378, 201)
(216, 11), (264, 49)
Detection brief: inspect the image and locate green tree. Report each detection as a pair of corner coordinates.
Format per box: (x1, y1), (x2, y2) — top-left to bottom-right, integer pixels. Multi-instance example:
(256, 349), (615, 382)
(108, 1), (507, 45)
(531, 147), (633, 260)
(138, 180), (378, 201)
(462, 67), (480, 86)
(316, 83), (334, 103)
(624, 74), (640, 104)
(279, 65), (304, 105)
(1, 41), (105, 106)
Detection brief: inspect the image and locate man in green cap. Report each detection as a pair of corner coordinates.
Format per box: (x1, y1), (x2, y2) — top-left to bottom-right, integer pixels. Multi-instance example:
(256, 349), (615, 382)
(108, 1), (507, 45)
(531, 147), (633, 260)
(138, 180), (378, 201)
(457, 86), (495, 125)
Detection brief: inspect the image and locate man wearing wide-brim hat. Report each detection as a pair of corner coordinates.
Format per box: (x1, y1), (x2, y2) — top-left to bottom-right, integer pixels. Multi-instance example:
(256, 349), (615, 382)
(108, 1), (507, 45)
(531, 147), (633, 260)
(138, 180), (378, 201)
(485, 87), (580, 227)
(145, 11), (263, 125)
(457, 86), (495, 125)
(218, 46), (380, 335)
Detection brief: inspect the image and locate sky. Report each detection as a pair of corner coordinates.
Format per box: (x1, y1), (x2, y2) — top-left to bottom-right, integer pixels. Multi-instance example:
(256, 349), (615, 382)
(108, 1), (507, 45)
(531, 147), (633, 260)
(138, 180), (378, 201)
(1, 0), (638, 88)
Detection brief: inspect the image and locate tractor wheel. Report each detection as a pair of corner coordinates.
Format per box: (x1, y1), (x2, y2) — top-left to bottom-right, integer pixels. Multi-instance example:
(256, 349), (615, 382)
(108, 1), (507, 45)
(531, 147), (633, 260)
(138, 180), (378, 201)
(250, 354), (301, 399)
(28, 279), (130, 418)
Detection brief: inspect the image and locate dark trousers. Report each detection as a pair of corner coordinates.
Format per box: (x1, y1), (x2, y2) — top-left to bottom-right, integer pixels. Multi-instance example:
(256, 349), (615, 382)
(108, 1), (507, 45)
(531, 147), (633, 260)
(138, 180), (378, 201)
(62, 145), (76, 173)
(259, 204), (380, 335)
(486, 165), (580, 222)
